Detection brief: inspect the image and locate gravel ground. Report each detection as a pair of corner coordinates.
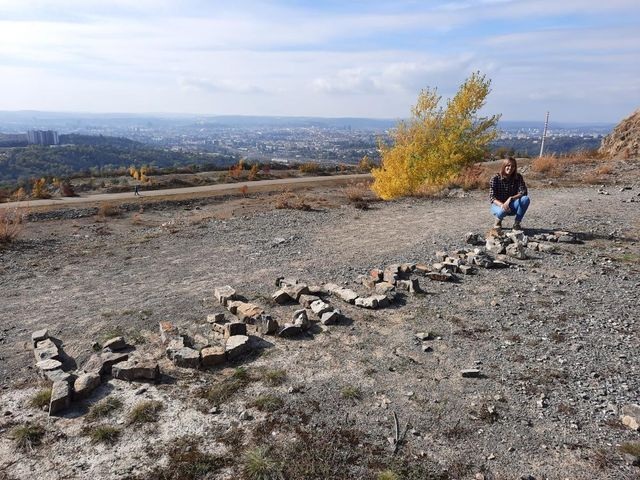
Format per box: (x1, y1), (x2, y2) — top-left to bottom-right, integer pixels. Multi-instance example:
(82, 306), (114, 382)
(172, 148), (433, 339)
(0, 178), (639, 480)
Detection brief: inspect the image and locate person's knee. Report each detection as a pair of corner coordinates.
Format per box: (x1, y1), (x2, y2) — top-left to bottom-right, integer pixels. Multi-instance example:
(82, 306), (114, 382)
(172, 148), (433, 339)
(520, 195), (530, 207)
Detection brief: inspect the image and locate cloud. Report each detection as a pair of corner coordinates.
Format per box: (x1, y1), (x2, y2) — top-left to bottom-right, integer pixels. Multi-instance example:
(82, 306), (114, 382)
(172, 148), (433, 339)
(178, 77), (267, 94)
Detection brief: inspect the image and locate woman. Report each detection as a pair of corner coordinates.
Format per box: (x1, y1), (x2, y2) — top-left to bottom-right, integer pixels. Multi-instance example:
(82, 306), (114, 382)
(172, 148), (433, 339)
(489, 157), (530, 230)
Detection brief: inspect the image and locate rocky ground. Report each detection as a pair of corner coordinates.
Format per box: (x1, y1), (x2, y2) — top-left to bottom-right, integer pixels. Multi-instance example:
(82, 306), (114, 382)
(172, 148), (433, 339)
(0, 163), (639, 480)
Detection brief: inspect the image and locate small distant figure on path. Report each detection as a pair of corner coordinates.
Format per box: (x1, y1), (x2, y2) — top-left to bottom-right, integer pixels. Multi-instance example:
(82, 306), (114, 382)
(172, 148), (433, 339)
(134, 184), (141, 197)
(489, 157), (530, 231)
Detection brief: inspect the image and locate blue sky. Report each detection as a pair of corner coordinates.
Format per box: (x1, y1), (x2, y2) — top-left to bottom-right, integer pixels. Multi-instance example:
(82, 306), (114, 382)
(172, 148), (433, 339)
(0, 0), (638, 122)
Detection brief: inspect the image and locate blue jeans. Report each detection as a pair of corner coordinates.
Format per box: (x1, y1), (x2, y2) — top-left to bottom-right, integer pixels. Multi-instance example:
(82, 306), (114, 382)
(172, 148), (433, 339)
(491, 195), (530, 222)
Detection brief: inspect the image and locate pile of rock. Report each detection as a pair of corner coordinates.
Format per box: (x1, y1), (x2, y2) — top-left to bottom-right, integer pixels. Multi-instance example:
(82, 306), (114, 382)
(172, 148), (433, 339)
(32, 329), (156, 415)
(272, 278), (343, 326)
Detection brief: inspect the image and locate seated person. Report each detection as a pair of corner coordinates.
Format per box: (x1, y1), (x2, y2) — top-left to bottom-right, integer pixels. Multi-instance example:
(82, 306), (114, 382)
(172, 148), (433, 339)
(489, 157), (530, 230)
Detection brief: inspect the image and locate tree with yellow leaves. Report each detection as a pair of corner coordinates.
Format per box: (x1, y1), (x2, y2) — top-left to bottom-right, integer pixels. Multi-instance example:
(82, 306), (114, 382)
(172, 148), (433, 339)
(371, 72), (500, 200)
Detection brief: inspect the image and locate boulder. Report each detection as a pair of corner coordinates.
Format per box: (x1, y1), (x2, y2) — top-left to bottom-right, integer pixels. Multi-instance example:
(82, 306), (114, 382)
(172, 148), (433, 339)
(256, 314), (279, 335)
(334, 287), (359, 304)
(103, 336), (128, 351)
(355, 296), (379, 309)
(310, 300), (332, 316)
(112, 360), (160, 382)
(225, 335), (251, 360)
(235, 303), (265, 323)
(293, 309), (310, 330)
(82, 352), (129, 375)
(375, 282), (396, 295)
(621, 404), (640, 431)
(36, 358), (62, 376)
(298, 294), (320, 308)
(214, 285), (237, 306)
(172, 347), (201, 368)
(224, 322), (247, 339)
(226, 300), (244, 314)
(159, 321), (179, 344)
(282, 284), (310, 301)
(49, 381), (71, 415)
(34, 338), (59, 362)
(201, 347), (226, 367)
(320, 310), (341, 325)
(31, 329), (49, 347)
(397, 278), (421, 293)
(73, 373), (102, 398)
(44, 369), (72, 383)
(272, 289), (293, 304)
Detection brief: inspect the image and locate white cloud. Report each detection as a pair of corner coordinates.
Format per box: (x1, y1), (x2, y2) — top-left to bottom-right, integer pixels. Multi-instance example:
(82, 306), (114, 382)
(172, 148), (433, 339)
(178, 77), (267, 94)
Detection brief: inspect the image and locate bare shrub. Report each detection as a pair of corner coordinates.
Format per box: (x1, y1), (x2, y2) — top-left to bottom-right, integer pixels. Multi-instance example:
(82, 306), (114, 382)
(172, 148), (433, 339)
(343, 182), (374, 209)
(239, 185), (249, 197)
(274, 190), (311, 211)
(298, 162), (320, 174)
(0, 208), (26, 245)
(448, 164), (488, 190)
(532, 156), (563, 176)
(97, 202), (120, 218)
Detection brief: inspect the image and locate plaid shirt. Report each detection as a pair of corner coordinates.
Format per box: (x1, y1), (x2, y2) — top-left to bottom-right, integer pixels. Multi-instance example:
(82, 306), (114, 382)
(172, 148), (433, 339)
(489, 173), (527, 203)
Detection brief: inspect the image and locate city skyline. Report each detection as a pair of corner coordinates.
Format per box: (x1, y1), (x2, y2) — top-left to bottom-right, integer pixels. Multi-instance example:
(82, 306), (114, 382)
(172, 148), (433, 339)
(0, 0), (639, 123)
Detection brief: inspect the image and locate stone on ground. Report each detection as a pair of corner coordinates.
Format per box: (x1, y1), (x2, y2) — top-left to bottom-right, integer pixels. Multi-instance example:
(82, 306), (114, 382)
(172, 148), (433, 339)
(82, 352), (129, 375)
(49, 380), (71, 415)
(159, 322), (179, 344)
(112, 360), (160, 382)
(171, 347), (201, 368)
(279, 324), (303, 337)
(74, 373), (102, 398)
(320, 309), (341, 325)
(224, 322), (247, 339)
(310, 300), (332, 316)
(103, 336), (128, 351)
(256, 314), (279, 335)
(225, 335), (251, 359)
(34, 338), (59, 362)
(293, 309), (310, 330)
(201, 346), (226, 367)
(621, 404), (640, 431)
(298, 294), (320, 308)
(31, 329), (49, 347)
(214, 285), (237, 306)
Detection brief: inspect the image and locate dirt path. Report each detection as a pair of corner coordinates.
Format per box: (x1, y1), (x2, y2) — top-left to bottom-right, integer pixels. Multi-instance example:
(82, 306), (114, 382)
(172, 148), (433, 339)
(0, 173), (372, 210)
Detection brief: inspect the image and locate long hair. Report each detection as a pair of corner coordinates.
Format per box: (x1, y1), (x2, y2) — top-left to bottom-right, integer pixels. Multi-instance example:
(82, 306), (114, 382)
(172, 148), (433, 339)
(500, 157), (517, 178)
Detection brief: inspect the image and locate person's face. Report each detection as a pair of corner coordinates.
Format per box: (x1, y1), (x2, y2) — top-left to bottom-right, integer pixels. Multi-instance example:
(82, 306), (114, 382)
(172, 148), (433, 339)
(504, 161), (515, 175)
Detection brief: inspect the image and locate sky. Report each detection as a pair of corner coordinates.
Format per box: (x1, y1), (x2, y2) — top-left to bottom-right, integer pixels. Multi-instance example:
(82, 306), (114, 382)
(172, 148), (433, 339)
(0, 0), (639, 122)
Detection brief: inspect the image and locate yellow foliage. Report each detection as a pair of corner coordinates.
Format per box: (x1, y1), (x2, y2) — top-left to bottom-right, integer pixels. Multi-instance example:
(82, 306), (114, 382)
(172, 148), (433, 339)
(31, 178), (51, 199)
(248, 164), (259, 180)
(372, 72), (500, 200)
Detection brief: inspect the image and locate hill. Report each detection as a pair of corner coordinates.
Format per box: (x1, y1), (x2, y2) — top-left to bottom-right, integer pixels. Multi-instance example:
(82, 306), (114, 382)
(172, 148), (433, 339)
(599, 108), (640, 159)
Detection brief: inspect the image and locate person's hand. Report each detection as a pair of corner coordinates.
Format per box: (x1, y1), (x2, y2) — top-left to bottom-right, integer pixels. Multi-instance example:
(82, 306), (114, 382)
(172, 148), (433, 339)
(501, 198), (512, 213)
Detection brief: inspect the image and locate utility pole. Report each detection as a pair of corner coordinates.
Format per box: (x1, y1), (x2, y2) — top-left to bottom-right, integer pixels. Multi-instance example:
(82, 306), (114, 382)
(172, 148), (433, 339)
(539, 111), (549, 157)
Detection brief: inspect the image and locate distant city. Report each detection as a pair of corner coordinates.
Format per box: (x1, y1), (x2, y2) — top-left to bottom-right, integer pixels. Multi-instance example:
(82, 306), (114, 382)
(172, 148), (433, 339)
(0, 112), (614, 167)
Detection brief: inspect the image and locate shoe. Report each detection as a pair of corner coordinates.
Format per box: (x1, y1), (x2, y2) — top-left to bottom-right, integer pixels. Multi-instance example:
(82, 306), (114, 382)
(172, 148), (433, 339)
(513, 221), (522, 230)
(494, 218), (502, 229)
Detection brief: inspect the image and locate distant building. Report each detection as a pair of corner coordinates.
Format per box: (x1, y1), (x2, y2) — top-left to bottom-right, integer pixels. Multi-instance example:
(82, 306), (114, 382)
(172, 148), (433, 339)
(27, 130), (59, 146)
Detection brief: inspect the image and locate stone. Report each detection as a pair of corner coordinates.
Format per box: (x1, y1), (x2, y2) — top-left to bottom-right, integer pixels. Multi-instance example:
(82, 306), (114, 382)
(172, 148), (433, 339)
(235, 303), (265, 323)
(36, 358), (62, 373)
(434, 251), (448, 262)
(621, 404), (640, 430)
(383, 265), (399, 284)
(103, 336), (128, 351)
(506, 231), (527, 244)
(159, 322), (179, 344)
(310, 300), (332, 316)
(486, 238), (506, 254)
(334, 287), (359, 304)
(31, 329), (49, 347)
(298, 294), (320, 308)
(256, 314), (279, 335)
(465, 232), (486, 246)
(459, 265), (474, 275)
(538, 243), (556, 253)
(361, 277), (378, 289)
(323, 283), (341, 294)
(373, 295), (390, 308)
(440, 263), (459, 274)
(279, 324), (303, 337)
(166, 337), (186, 358)
(44, 369), (72, 383)
(34, 338), (59, 362)
(282, 284), (310, 301)
(461, 369), (482, 378)
(226, 300), (243, 314)
(201, 347), (226, 367)
(554, 231), (577, 243)
(112, 360), (160, 382)
(293, 309), (310, 330)
(272, 288), (293, 304)
(396, 278), (421, 293)
(224, 322), (248, 339)
(172, 347), (201, 368)
(489, 259), (509, 268)
(320, 310), (341, 325)
(82, 352), (129, 375)
(369, 269), (383, 281)
(214, 285), (237, 306)
(426, 272), (453, 282)
(415, 332), (433, 341)
(275, 276), (298, 287)
(73, 373), (102, 398)
(527, 241), (540, 251)
(207, 313), (226, 324)
(49, 380), (71, 415)
(375, 282), (396, 295)
(415, 263), (431, 273)
(400, 263), (416, 273)
(225, 335), (251, 359)
(506, 242), (527, 260)
(355, 296), (378, 309)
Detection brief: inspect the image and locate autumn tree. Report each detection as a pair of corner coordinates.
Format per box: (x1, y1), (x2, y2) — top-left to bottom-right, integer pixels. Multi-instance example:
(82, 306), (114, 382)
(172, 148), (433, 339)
(371, 72), (500, 199)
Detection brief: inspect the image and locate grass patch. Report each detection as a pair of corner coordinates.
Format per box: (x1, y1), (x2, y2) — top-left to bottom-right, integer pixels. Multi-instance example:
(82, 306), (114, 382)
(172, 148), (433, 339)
(262, 369), (287, 386)
(11, 423), (45, 451)
(341, 386), (362, 400)
(251, 395), (284, 412)
(128, 400), (163, 425)
(84, 424), (121, 444)
(144, 436), (231, 480)
(86, 396), (123, 421)
(0, 207), (25, 246)
(377, 470), (400, 480)
(29, 388), (52, 409)
(243, 446), (284, 480)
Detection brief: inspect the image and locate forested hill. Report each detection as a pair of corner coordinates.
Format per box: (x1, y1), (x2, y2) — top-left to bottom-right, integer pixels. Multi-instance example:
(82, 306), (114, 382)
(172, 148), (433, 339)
(0, 143), (239, 184)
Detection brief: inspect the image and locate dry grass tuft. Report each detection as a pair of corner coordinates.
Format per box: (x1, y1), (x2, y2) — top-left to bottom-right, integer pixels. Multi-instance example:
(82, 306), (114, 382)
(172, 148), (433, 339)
(250, 394), (284, 412)
(243, 446), (284, 480)
(340, 386), (362, 400)
(262, 369), (287, 386)
(97, 202), (120, 218)
(343, 181), (375, 209)
(532, 155), (564, 176)
(620, 442), (640, 457)
(447, 164), (489, 191)
(128, 400), (163, 425)
(29, 389), (52, 409)
(11, 423), (45, 451)
(83, 424), (121, 444)
(86, 396), (123, 421)
(273, 190), (311, 211)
